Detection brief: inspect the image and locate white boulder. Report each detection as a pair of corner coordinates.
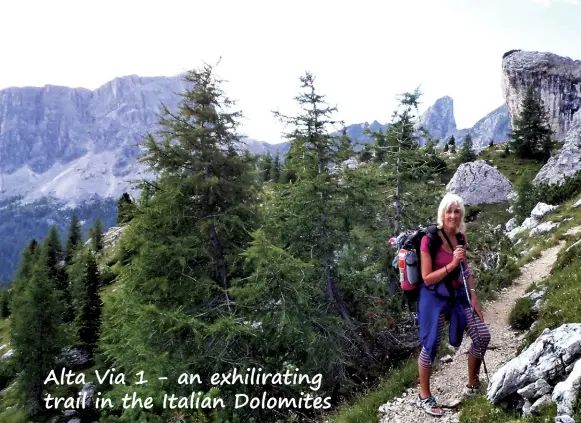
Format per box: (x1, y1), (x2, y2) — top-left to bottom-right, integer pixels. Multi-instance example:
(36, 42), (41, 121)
(530, 202), (558, 220)
(446, 160), (515, 205)
(530, 221), (559, 236)
(505, 217), (518, 232)
(487, 324), (581, 403)
(553, 359), (581, 422)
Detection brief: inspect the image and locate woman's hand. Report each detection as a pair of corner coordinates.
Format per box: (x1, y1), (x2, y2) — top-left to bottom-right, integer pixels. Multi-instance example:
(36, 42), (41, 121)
(451, 245), (465, 268)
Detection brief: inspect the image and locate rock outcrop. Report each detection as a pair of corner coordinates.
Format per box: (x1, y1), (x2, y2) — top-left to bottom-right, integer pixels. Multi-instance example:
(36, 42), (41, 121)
(446, 161), (514, 205)
(502, 50), (581, 141)
(487, 324), (581, 423)
(507, 202), (559, 240)
(533, 109), (581, 185)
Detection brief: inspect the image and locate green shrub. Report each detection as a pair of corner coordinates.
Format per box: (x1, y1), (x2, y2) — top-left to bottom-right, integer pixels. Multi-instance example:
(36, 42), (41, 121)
(535, 171), (581, 205)
(509, 296), (538, 330)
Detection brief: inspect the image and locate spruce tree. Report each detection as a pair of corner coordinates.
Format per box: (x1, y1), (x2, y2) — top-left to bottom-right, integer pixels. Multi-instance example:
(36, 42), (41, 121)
(271, 71), (353, 318)
(11, 240), (40, 289)
(43, 226), (72, 321)
(10, 247), (64, 415)
(278, 142), (300, 183)
(271, 151), (281, 182)
(509, 85), (553, 161)
(101, 62), (259, 417)
(338, 127), (353, 161)
(514, 176), (537, 224)
(44, 226), (65, 286)
(116, 192), (136, 224)
(68, 248), (102, 355)
(260, 152), (273, 181)
(232, 71), (356, 404)
(65, 214), (83, 264)
(366, 88), (442, 235)
(449, 135), (457, 153)
(448, 135), (456, 149)
(90, 218), (103, 252)
(457, 133), (477, 164)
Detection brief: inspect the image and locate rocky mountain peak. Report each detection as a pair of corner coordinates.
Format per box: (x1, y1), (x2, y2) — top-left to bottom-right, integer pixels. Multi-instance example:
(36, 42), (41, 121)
(416, 95), (457, 141)
(502, 49), (581, 140)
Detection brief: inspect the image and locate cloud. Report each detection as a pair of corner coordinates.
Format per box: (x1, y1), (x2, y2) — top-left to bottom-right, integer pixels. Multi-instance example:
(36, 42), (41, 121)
(533, 0), (579, 6)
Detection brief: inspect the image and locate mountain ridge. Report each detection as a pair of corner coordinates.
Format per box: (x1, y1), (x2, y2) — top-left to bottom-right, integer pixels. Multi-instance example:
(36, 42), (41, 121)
(0, 74), (511, 207)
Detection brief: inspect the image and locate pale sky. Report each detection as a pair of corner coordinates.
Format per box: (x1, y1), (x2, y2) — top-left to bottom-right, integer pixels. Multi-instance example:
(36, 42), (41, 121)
(1, 0), (580, 143)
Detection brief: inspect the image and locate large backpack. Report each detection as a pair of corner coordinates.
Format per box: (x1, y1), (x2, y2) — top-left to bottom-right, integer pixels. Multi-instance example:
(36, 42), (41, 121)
(392, 225), (463, 310)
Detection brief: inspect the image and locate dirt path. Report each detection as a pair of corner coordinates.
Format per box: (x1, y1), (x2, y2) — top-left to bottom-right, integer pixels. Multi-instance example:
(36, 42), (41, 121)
(378, 242), (565, 423)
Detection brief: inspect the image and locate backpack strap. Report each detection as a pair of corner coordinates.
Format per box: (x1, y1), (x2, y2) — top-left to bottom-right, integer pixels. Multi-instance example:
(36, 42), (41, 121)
(433, 227), (457, 298)
(426, 225), (441, 265)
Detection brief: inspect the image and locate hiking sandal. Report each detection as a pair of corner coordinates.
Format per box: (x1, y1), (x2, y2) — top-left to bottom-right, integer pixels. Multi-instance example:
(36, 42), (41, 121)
(462, 383), (483, 397)
(416, 395), (443, 417)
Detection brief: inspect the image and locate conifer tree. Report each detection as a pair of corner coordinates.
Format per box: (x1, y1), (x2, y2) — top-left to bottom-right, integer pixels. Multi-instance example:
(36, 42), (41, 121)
(116, 192), (136, 224)
(68, 248), (102, 355)
(44, 225), (65, 285)
(10, 240), (40, 290)
(10, 247), (64, 416)
(271, 71), (353, 319)
(260, 152), (273, 181)
(514, 176), (537, 224)
(457, 133), (477, 164)
(278, 142), (301, 183)
(338, 127), (353, 161)
(101, 62), (259, 416)
(366, 88), (441, 235)
(448, 135), (455, 148)
(231, 72), (356, 404)
(271, 151), (281, 182)
(65, 214), (83, 264)
(90, 218), (103, 252)
(509, 85), (553, 161)
(449, 135), (457, 153)
(43, 226), (72, 321)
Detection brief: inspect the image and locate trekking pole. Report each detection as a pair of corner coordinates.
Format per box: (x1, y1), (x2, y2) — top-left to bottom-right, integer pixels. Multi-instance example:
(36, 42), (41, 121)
(460, 260), (490, 384)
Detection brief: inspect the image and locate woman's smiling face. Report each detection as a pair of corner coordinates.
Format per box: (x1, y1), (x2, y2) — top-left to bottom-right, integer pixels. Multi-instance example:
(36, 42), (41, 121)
(444, 203), (462, 232)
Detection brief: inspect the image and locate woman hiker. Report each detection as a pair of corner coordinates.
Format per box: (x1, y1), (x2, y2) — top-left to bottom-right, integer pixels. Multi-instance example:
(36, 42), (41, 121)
(416, 193), (491, 417)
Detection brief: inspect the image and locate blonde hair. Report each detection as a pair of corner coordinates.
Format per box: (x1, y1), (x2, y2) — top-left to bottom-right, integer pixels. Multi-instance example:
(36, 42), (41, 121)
(437, 193), (466, 233)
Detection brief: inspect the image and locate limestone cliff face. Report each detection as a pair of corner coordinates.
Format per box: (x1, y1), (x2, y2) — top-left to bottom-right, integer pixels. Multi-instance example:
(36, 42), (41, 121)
(0, 75), (188, 203)
(501, 50), (581, 141)
(416, 96), (457, 142)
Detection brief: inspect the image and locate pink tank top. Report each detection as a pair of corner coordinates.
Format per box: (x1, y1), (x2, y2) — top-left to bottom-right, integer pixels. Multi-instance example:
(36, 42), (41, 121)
(420, 233), (468, 288)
